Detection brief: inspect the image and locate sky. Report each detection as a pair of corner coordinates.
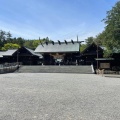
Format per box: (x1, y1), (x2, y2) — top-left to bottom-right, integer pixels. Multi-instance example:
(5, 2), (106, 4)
(0, 0), (118, 41)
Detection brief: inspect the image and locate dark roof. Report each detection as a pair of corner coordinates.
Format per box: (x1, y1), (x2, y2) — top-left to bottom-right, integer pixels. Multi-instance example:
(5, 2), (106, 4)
(95, 58), (114, 61)
(0, 47), (43, 58)
(2, 49), (18, 56)
(24, 47), (43, 58)
(34, 41), (80, 53)
(81, 42), (103, 55)
(0, 51), (6, 58)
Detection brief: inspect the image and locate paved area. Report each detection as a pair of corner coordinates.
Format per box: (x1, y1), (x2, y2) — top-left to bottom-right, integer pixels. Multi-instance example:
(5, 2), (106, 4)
(0, 73), (120, 120)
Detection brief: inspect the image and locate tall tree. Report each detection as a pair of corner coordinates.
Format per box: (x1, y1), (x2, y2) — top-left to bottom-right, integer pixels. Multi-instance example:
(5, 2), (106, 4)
(0, 30), (6, 41)
(103, 1), (120, 54)
(0, 30), (6, 48)
(6, 31), (12, 41)
(95, 31), (106, 45)
(16, 37), (25, 46)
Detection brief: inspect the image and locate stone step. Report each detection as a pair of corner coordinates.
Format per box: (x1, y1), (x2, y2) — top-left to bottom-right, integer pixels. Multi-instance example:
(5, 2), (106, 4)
(16, 65), (93, 74)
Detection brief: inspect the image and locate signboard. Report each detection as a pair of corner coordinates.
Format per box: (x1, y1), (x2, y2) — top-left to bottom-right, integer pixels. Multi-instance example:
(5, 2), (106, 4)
(50, 53), (65, 59)
(100, 63), (110, 69)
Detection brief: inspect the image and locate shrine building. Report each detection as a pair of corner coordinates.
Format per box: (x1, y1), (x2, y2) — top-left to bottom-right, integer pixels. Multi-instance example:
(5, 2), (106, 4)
(34, 40), (82, 65)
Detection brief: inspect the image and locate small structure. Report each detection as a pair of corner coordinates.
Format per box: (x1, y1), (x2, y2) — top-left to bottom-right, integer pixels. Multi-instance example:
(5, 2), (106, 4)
(17, 47), (43, 65)
(95, 58), (119, 74)
(95, 58), (114, 69)
(0, 49), (18, 64)
(80, 42), (103, 65)
(0, 47), (43, 65)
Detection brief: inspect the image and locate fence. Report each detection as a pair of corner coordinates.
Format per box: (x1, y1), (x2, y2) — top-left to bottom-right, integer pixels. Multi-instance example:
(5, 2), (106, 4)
(0, 62), (22, 74)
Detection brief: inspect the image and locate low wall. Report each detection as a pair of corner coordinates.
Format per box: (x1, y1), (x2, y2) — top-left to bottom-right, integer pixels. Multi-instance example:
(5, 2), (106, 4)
(0, 63), (21, 74)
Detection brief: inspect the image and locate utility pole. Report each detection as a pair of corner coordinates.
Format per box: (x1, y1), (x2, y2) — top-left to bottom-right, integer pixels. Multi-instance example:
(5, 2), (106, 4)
(17, 49), (19, 65)
(97, 43), (99, 70)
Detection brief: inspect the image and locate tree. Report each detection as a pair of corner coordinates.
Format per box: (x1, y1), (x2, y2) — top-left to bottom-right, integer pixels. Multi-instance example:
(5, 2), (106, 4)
(23, 37), (50, 49)
(103, 1), (120, 54)
(0, 30), (13, 49)
(80, 44), (87, 52)
(0, 30), (6, 41)
(0, 30), (6, 49)
(85, 37), (95, 45)
(33, 40), (40, 48)
(95, 31), (106, 45)
(16, 37), (25, 46)
(6, 31), (12, 41)
(24, 40), (34, 49)
(1, 43), (20, 51)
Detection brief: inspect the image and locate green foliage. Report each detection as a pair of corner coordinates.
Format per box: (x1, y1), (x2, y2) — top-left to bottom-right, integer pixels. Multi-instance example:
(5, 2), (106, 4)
(103, 1), (120, 54)
(0, 30), (9, 49)
(24, 40), (35, 50)
(15, 37), (25, 46)
(33, 40), (39, 47)
(103, 49), (112, 58)
(0, 30), (6, 41)
(24, 39), (42, 50)
(80, 44), (87, 52)
(24, 38), (50, 49)
(0, 30), (25, 50)
(92, 1), (120, 57)
(85, 37), (95, 45)
(1, 47), (6, 51)
(6, 31), (12, 41)
(0, 29), (45, 50)
(94, 31), (106, 45)
(1, 43), (20, 51)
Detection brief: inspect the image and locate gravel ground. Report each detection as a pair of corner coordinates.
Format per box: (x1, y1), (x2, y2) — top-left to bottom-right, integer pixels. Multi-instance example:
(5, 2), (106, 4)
(0, 73), (120, 120)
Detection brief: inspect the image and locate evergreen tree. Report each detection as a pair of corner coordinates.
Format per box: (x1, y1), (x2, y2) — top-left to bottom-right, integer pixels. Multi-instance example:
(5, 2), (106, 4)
(103, 1), (120, 54)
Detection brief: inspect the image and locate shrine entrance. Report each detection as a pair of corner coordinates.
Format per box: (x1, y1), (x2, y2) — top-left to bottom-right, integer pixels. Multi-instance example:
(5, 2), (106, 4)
(50, 53), (65, 65)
